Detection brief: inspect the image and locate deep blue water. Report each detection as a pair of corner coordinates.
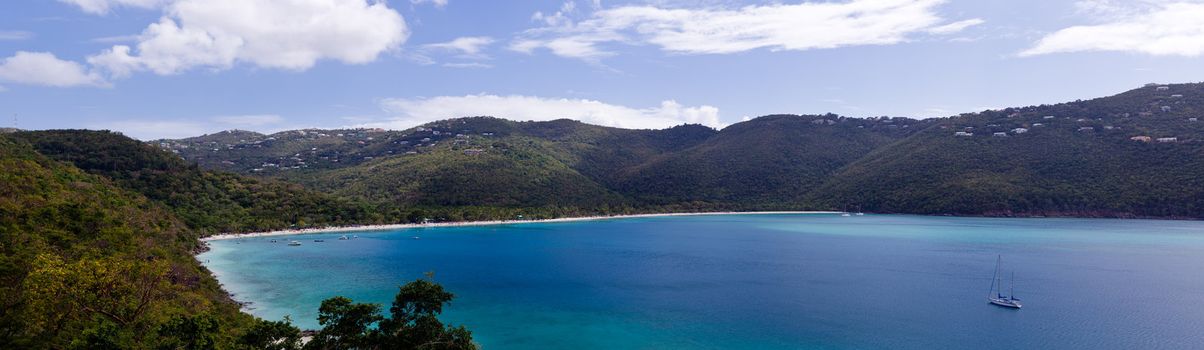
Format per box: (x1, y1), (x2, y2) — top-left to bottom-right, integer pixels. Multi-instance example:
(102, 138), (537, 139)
(199, 214), (1204, 349)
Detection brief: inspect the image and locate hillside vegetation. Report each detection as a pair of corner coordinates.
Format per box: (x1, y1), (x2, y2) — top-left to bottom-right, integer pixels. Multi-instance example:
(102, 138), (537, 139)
(0, 134), (479, 348)
(810, 83), (1204, 218)
(0, 135), (249, 348)
(12, 130), (384, 234)
(158, 83), (1204, 219)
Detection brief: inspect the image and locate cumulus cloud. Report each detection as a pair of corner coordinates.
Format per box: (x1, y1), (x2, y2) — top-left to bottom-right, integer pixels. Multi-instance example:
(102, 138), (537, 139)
(88, 0), (409, 77)
(411, 0), (448, 8)
(0, 31), (34, 41)
(58, 0), (168, 15)
(0, 51), (107, 87)
(511, 0), (982, 60)
(1021, 1), (1204, 57)
(368, 94), (722, 130)
(212, 114), (283, 126)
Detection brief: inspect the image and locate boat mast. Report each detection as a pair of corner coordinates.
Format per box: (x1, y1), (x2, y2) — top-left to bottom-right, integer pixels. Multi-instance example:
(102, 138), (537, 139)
(989, 255), (1001, 298)
(1009, 271), (1015, 299)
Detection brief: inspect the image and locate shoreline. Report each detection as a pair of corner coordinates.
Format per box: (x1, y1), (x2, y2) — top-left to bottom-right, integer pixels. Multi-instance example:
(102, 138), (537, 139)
(200, 211), (842, 241)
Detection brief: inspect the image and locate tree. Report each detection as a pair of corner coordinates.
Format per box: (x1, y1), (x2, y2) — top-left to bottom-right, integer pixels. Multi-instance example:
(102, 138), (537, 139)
(238, 317), (301, 350)
(304, 297), (383, 350)
(156, 313), (222, 350)
(300, 279), (477, 350)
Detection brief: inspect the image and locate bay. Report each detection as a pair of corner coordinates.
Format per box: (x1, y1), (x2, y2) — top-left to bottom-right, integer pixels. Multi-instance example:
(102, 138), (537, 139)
(199, 214), (1204, 349)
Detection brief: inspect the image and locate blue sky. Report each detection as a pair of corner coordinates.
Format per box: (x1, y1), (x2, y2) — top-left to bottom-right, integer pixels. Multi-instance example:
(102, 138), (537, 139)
(2, 0), (1204, 139)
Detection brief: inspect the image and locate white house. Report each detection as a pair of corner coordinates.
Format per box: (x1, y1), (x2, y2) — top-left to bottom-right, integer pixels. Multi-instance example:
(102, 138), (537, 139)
(954, 131), (973, 137)
(993, 132), (1008, 137)
(1157, 137), (1178, 143)
(1012, 128), (1029, 134)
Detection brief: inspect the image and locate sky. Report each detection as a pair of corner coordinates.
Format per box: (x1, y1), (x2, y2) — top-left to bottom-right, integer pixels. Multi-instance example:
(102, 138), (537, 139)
(2, 0), (1204, 139)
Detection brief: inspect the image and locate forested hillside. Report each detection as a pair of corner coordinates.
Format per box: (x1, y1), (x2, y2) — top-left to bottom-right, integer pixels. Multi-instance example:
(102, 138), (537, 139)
(0, 135), (250, 348)
(810, 83), (1204, 218)
(0, 134), (479, 349)
(155, 83), (1204, 219)
(12, 130), (384, 234)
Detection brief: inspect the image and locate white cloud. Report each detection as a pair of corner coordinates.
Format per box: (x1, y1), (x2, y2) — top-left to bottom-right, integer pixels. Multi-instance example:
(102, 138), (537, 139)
(0, 51), (107, 87)
(90, 34), (140, 44)
(411, 0), (448, 8)
(1021, 1), (1204, 57)
(423, 36), (495, 56)
(88, 0), (409, 77)
(92, 120), (206, 140)
(370, 94), (722, 130)
(212, 114), (283, 126)
(0, 31), (34, 41)
(58, 0), (168, 15)
(927, 18), (985, 34)
(512, 0), (981, 60)
(442, 62), (493, 69)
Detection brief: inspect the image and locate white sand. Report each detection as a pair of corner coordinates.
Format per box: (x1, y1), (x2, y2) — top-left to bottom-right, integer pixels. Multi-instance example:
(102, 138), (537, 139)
(200, 211), (842, 241)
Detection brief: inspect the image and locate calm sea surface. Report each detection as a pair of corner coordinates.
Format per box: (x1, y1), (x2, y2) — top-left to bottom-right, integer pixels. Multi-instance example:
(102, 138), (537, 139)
(199, 214), (1204, 349)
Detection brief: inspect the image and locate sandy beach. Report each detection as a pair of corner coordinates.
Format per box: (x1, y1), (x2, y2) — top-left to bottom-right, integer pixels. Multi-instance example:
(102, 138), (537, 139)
(200, 211), (843, 241)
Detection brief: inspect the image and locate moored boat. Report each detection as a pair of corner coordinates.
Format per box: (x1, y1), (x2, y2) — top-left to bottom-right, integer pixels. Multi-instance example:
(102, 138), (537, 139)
(988, 255), (1022, 309)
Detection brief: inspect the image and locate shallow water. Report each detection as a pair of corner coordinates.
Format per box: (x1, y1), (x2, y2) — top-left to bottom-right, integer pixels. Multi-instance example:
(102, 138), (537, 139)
(199, 214), (1204, 349)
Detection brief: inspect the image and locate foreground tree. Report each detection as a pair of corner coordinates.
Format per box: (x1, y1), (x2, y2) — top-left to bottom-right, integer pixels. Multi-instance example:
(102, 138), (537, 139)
(303, 278), (477, 350)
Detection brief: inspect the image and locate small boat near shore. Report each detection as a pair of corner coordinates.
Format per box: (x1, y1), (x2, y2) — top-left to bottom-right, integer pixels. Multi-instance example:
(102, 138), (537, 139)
(287, 240), (301, 246)
(339, 235), (349, 240)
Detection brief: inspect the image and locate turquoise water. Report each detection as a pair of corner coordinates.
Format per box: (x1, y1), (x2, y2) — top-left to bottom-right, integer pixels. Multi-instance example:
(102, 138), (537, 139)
(199, 214), (1204, 349)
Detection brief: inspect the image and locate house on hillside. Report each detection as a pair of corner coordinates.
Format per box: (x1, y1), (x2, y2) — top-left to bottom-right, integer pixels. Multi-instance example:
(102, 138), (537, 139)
(1012, 128), (1029, 134)
(1162, 106), (1173, 112)
(1078, 127), (1095, 132)
(1131, 136), (1152, 142)
(1157, 137), (1178, 143)
(1157, 86), (1170, 91)
(464, 149), (485, 156)
(954, 131), (973, 137)
(1043, 115), (1055, 119)
(1190, 118), (1199, 122)
(993, 132), (1008, 137)
(1171, 94), (1183, 98)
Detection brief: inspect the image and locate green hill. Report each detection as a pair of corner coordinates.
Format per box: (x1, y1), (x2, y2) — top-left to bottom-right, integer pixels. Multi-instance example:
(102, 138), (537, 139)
(809, 83), (1204, 218)
(11, 130), (383, 234)
(0, 135), (249, 348)
(157, 83), (1204, 219)
(610, 114), (929, 207)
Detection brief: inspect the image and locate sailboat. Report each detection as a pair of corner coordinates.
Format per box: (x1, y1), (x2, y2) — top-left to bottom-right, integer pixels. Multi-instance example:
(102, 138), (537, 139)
(988, 255), (1022, 309)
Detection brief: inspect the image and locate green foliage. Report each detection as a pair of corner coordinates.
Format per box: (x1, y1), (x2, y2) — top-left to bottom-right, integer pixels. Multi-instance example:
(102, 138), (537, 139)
(238, 317), (302, 350)
(303, 279), (477, 350)
(0, 135), (249, 349)
(810, 83), (1204, 218)
(12, 130), (383, 234)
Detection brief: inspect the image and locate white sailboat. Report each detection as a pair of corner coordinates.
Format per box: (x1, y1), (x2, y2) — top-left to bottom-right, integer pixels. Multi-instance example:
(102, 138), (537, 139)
(988, 255), (1022, 309)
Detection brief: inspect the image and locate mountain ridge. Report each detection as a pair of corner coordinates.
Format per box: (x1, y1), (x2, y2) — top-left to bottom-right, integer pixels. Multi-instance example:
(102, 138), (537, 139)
(132, 82), (1204, 220)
